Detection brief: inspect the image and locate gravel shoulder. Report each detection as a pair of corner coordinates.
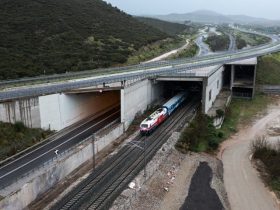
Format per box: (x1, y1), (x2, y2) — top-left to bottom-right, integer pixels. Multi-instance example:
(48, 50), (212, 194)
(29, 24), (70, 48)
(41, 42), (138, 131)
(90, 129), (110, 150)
(112, 132), (229, 210)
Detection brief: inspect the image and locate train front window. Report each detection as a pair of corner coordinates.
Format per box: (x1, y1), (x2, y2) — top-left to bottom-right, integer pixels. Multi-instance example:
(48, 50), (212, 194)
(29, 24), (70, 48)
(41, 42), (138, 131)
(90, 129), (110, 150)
(141, 124), (148, 128)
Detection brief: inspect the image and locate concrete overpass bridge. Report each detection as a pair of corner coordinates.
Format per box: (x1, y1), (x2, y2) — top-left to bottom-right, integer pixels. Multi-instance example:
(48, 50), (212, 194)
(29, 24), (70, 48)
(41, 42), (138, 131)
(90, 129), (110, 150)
(0, 35), (278, 210)
(0, 40), (279, 130)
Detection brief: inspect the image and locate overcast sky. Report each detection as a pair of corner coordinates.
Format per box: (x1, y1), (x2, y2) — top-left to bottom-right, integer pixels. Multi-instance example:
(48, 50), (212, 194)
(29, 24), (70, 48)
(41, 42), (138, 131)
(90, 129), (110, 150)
(104, 0), (280, 20)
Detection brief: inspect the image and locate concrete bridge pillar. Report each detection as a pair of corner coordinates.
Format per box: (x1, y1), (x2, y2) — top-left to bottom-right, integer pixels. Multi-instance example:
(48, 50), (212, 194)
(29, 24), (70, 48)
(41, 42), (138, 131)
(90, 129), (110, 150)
(120, 79), (163, 130)
(230, 64), (235, 90)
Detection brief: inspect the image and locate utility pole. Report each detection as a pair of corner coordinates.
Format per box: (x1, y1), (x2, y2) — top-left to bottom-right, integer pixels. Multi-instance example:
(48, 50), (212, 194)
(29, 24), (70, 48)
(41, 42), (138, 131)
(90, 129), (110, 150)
(92, 133), (96, 169)
(126, 138), (147, 179)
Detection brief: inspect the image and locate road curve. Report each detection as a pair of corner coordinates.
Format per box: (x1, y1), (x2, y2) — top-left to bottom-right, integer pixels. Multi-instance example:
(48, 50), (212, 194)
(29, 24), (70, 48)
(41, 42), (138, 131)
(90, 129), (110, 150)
(220, 110), (280, 210)
(1, 38), (280, 102)
(195, 35), (212, 56)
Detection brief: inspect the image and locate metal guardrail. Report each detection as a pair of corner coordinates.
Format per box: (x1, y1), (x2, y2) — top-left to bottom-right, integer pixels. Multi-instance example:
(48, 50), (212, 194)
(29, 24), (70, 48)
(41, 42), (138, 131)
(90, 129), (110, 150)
(258, 85), (280, 94)
(0, 41), (275, 88)
(1, 41), (280, 102)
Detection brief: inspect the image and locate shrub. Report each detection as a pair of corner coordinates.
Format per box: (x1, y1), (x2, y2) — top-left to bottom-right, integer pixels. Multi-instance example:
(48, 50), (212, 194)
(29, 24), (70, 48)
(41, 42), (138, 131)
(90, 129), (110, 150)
(251, 136), (280, 197)
(250, 136), (270, 159)
(216, 109), (225, 118)
(217, 131), (224, 138)
(176, 113), (224, 153)
(14, 121), (25, 132)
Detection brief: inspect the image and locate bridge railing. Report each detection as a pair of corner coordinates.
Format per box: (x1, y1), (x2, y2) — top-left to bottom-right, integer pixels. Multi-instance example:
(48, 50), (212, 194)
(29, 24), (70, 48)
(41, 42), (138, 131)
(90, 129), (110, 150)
(0, 40), (279, 89)
(1, 41), (280, 102)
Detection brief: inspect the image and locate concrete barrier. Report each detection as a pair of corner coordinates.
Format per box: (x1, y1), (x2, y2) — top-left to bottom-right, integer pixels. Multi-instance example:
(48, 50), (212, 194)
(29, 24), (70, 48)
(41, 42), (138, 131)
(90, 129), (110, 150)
(0, 123), (124, 210)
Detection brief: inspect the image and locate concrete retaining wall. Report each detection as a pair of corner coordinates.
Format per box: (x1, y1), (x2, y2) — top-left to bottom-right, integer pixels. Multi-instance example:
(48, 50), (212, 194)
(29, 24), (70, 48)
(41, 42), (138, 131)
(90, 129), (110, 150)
(0, 97), (41, 128)
(0, 141), (94, 210)
(95, 123), (124, 154)
(0, 123), (124, 210)
(204, 66), (224, 113)
(39, 91), (120, 131)
(121, 79), (163, 130)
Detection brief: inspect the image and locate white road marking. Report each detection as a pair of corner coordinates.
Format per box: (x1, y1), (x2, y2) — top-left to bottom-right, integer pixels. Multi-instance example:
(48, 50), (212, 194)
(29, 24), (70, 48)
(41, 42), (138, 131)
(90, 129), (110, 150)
(0, 105), (119, 171)
(0, 110), (120, 180)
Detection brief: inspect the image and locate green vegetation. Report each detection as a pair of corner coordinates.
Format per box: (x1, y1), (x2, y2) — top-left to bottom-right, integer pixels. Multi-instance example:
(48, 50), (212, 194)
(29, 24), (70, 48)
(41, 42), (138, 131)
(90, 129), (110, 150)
(170, 41), (199, 59)
(0, 122), (53, 161)
(136, 17), (189, 36)
(219, 93), (272, 139)
(251, 137), (280, 198)
(177, 93), (272, 153)
(257, 53), (280, 85)
(234, 31), (271, 48)
(126, 38), (185, 64)
(176, 113), (224, 153)
(0, 0), (168, 80)
(205, 33), (230, 52)
(236, 35), (247, 49)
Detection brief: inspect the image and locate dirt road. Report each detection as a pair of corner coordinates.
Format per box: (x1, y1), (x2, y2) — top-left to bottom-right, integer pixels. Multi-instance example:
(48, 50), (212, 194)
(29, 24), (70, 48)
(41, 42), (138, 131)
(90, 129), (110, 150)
(219, 108), (280, 210)
(144, 40), (189, 63)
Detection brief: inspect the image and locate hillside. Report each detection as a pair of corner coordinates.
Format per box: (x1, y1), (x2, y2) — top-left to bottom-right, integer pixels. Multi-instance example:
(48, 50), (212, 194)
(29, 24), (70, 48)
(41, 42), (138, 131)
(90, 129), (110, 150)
(205, 33), (230, 52)
(257, 53), (280, 85)
(0, 0), (168, 79)
(153, 10), (231, 24)
(136, 17), (188, 36)
(152, 10), (280, 26)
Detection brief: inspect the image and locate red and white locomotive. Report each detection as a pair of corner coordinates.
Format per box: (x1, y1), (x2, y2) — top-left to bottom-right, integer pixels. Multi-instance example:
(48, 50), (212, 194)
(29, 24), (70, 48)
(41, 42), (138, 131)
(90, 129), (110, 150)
(140, 92), (187, 135)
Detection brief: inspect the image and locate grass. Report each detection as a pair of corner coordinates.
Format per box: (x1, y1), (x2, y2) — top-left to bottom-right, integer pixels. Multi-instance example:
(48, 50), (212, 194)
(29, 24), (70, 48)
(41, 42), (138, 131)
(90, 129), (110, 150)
(220, 93), (272, 139)
(176, 93), (272, 153)
(251, 137), (280, 198)
(257, 53), (280, 85)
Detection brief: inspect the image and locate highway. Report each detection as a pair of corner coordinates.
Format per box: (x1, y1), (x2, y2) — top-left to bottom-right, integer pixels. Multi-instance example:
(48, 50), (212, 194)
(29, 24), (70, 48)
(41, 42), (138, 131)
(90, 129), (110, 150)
(195, 35), (212, 56)
(1, 38), (280, 102)
(227, 33), (236, 51)
(0, 106), (120, 189)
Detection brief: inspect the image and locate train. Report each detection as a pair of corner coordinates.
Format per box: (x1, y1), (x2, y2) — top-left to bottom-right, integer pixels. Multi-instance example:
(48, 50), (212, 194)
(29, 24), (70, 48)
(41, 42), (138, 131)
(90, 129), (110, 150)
(140, 92), (187, 135)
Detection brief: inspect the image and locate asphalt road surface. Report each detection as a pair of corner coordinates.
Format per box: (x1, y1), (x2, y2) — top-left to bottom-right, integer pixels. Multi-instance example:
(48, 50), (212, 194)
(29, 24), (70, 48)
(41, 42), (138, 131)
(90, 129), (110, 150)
(0, 106), (120, 189)
(228, 33), (236, 51)
(195, 35), (211, 56)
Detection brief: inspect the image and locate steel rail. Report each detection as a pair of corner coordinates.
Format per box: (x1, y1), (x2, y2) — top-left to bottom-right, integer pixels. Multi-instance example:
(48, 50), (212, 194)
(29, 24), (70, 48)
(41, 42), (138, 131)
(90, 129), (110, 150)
(52, 135), (143, 210)
(87, 101), (198, 210)
(52, 99), (198, 210)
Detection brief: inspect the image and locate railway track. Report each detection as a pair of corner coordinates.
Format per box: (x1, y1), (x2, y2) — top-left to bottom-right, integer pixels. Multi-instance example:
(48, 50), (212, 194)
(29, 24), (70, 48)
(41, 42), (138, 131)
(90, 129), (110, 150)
(51, 99), (199, 210)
